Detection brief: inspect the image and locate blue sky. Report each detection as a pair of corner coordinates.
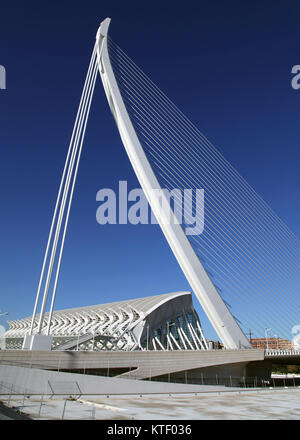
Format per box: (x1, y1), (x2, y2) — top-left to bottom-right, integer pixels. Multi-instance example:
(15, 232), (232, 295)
(0, 0), (300, 339)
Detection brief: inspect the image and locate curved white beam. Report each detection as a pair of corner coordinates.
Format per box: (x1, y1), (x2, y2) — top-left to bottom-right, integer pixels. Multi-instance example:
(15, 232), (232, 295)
(96, 18), (251, 349)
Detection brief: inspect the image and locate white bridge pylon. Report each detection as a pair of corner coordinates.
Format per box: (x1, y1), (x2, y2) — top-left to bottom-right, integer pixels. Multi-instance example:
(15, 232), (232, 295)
(96, 18), (251, 350)
(24, 17), (251, 351)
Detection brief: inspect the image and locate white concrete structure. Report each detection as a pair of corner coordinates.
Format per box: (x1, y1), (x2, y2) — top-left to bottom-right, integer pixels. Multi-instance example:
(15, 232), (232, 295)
(1, 292), (207, 351)
(96, 18), (251, 349)
(22, 17), (252, 351)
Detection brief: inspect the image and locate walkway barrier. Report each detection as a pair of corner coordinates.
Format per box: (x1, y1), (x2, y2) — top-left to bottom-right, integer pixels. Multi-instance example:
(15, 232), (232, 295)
(47, 380), (82, 397)
(265, 349), (300, 356)
(0, 378), (300, 420)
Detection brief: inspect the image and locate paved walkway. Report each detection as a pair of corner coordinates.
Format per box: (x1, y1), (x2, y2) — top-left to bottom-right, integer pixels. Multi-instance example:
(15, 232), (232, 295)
(1, 388), (300, 420)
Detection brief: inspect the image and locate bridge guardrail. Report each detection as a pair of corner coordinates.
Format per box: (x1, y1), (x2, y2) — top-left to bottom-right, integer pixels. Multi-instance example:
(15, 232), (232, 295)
(265, 349), (300, 356)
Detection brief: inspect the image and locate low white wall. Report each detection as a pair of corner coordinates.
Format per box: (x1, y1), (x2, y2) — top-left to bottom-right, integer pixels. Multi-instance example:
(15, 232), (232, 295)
(0, 365), (227, 396)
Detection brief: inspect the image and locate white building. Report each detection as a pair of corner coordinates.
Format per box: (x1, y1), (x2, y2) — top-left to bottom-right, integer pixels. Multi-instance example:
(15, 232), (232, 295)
(1, 291), (208, 351)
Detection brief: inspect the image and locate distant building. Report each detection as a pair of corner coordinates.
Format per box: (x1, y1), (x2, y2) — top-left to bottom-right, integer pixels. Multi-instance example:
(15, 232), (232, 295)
(250, 337), (292, 350)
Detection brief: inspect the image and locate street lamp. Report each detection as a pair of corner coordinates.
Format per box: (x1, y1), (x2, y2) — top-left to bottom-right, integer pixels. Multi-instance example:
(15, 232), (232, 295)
(0, 311), (8, 317)
(264, 328), (272, 349)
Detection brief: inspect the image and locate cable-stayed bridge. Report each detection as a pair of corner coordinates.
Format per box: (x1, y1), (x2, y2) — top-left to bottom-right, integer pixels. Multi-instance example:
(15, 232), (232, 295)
(21, 18), (300, 356)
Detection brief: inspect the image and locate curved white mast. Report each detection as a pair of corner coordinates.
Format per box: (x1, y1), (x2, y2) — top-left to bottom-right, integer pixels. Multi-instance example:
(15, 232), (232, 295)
(96, 17), (251, 349)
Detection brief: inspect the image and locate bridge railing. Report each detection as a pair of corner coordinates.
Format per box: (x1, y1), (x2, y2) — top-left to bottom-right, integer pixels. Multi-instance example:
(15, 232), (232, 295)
(265, 349), (300, 356)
